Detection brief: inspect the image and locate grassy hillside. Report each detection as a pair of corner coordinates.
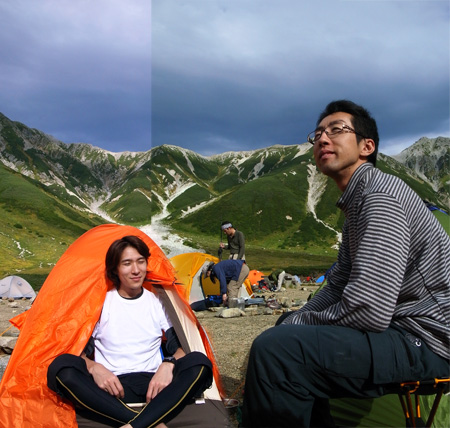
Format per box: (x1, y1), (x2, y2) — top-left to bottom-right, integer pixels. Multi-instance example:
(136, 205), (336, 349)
(433, 210), (450, 235)
(170, 150), (342, 252)
(0, 164), (106, 280)
(177, 230), (338, 276)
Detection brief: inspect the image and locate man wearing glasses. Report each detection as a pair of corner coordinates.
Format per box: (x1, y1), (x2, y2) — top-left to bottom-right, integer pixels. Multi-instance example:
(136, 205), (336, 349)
(242, 100), (449, 427)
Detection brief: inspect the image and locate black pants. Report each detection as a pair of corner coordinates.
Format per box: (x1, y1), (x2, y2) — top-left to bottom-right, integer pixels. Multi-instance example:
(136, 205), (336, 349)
(47, 352), (212, 428)
(241, 324), (449, 428)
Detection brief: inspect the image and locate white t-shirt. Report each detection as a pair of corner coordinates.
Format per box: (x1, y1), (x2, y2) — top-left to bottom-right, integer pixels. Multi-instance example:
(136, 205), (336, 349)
(92, 288), (172, 376)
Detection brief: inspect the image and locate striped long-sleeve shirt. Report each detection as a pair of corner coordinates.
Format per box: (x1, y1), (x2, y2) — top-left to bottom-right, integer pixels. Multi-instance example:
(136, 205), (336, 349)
(283, 163), (450, 360)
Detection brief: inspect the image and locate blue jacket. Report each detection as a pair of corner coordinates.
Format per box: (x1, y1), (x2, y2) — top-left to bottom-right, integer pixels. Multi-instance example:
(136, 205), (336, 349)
(211, 259), (245, 294)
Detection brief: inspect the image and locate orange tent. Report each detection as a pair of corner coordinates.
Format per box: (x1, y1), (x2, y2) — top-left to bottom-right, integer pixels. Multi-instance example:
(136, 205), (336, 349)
(248, 269), (265, 286)
(0, 224), (224, 427)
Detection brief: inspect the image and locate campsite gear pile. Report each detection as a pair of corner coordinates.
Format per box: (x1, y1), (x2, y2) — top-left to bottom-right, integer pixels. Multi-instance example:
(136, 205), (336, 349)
(228, 297), (245, 311)
(249, 270), (305, 293)
(265, 298), (282, 310)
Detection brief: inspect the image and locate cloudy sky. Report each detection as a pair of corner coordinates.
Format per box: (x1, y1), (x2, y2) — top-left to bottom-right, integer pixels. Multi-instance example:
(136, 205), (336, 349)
(0, 0), (151, 152)
(1, 1), (449, 155)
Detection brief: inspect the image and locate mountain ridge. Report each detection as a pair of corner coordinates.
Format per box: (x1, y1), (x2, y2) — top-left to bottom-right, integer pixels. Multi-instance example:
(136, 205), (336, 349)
(0, 111), (448, 277)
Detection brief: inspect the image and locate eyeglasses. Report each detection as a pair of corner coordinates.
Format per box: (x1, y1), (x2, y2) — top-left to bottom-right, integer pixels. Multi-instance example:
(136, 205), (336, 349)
(307, 121), (367, 144)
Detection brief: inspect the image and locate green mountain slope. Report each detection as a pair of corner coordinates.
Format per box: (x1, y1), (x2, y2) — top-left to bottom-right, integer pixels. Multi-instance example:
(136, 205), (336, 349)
(0, 111), (448, 281)
(0, 163), (105, 276)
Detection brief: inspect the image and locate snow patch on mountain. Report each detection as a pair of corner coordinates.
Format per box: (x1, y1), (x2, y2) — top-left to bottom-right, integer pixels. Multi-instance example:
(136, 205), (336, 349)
(141, 179), (206, 256)
(89, 196), (117, 223)
(235, 153), (253, 166)
(139, 223), (202, 258)
(180, 198), (217, 218)
(14, 238), (33, 258)
(293, 143), (312, 159)
(306, 165), (327, 215)
(163, 170), (194, 200)
(154, 182), (197, 221)
(307, 164), (341, 248)
(250, 157), (265, 179)
(182, 151), (195, 174)
(135, 189), (151, 203)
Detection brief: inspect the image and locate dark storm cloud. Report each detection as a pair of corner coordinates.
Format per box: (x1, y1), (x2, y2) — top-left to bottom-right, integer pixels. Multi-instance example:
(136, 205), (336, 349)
(0, 1), (448, 155)
(152, 0), (449, 156)
(0, 0), (151, 152)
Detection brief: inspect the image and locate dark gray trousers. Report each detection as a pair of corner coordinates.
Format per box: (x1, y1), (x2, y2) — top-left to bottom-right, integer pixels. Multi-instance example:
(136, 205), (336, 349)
(47, 352), (212, 428)
(241, 324), (449, 428)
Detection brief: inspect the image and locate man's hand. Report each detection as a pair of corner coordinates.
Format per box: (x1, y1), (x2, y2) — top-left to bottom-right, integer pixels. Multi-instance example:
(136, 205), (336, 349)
(82, 355), (124, 398)
(222, 293), (228, 304)
(146, 362), (174, 403)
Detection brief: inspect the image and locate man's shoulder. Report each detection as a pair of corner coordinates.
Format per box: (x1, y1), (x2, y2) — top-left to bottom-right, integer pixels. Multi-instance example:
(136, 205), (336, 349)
(105, 288), (118, 300)
(142, 287), (161, 302)
(220, 259), (243, 267)
(367, 168), (416, 198)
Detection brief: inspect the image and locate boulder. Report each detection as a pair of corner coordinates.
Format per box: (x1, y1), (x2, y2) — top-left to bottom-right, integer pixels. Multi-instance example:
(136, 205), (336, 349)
(0, 336), (17, 354)
(215, 308), (245, 318)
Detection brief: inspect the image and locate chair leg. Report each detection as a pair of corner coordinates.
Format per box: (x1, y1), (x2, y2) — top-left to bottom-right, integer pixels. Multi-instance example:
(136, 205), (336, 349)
(399, 391), (416, 428)
(425, 389), (444, 428)
(406, 390), (416, 428)
(398, 379), (450, 428)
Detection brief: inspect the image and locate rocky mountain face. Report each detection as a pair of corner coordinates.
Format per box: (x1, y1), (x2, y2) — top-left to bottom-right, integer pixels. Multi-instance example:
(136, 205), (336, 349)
(0, 112), (448, 266)
(393, 136), (450, 196)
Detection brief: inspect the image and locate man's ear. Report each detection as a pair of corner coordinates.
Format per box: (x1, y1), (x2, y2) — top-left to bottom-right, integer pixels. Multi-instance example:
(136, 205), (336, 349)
(360, 138), (375, 158)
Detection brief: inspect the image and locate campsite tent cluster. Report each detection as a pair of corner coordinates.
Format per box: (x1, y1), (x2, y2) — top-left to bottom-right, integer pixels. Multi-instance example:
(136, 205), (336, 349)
(0, 221), (448, 427)
(169, 252), (254, 309)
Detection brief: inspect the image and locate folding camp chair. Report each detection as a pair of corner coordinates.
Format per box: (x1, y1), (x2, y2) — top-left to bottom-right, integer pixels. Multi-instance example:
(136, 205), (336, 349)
(397, 378), (450, 428)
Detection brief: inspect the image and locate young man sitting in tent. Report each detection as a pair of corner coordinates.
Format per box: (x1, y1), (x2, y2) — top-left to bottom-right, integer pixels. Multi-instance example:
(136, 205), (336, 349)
(202, 259), (249, 305)
(241, 100), (450, 427)
(47, 235), (213, 428)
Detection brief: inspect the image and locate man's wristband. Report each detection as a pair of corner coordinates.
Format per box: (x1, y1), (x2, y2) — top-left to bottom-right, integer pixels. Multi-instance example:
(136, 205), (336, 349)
(162, 356), (176, 364)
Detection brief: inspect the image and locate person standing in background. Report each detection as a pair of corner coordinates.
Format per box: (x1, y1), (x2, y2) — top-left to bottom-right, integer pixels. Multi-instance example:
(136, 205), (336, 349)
(219, 221), (245, 260)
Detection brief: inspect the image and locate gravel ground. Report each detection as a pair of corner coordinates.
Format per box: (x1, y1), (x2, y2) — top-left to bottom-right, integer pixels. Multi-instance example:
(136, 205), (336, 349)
(196, 287), (315, 398)
(0, 298), (29, 337)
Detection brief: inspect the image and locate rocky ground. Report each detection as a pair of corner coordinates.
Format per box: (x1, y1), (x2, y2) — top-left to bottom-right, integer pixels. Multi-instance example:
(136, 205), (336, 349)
(0, 286), (318, 426)
(0, 297), (27, 381)
(195, 286), (316, 425)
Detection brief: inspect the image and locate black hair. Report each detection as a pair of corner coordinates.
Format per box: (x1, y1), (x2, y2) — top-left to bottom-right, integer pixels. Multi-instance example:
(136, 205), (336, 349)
(204, 262), (216, 283)
(105, 235), (150, 288)
(317, 100), (379, 166)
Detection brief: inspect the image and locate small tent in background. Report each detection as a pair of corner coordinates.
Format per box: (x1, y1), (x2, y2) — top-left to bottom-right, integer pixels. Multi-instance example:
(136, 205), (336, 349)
(248, 270), (264, 286)
(169, 252), (253, 308)
(0, 225), (229, 428)
(0, 275), (36, 299)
